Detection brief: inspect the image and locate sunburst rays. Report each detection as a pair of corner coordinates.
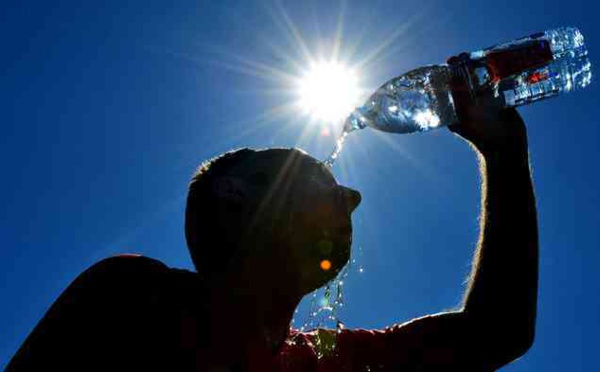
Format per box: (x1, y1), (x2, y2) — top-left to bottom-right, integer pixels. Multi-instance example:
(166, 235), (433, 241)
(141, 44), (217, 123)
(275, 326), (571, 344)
(186, 0), (438, 178)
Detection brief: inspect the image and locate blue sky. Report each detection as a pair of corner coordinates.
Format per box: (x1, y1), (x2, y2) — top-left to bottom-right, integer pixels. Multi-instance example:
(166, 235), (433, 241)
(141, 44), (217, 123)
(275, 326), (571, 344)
(1, 0), (598, 370)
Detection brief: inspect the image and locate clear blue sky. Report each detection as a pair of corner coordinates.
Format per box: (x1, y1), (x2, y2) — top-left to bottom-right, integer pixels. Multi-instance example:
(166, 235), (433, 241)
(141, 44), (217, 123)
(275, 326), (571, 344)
(1, 0), (598, 370)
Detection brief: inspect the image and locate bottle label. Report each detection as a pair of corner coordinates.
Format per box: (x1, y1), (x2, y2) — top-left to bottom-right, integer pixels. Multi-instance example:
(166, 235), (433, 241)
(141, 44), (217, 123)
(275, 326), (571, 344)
(485, 40), (554, 82)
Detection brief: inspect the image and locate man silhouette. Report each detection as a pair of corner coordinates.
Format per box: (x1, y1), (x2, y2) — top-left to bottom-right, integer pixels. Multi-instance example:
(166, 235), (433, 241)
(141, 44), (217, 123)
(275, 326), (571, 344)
(7, 102), (538, 371)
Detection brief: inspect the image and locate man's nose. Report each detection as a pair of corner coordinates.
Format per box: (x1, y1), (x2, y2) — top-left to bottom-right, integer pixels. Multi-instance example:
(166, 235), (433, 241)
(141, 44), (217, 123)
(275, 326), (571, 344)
(338, 186), (362, 213)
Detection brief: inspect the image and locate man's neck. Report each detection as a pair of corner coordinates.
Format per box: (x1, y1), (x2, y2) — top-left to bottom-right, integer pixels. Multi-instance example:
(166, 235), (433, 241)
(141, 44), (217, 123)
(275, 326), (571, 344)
(204, 269), (303, 364)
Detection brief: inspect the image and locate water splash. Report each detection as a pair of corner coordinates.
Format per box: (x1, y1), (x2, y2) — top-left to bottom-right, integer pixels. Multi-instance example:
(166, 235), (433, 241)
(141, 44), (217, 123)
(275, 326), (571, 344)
(295, 244), (368, 358)
(323, 129), (350, 167)
(298, 246), (366, 332)
(299, 263), (350, 333)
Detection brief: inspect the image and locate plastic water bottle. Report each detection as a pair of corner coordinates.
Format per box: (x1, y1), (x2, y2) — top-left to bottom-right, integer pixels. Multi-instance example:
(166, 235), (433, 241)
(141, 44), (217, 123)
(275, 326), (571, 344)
(344, 27), (592, 134)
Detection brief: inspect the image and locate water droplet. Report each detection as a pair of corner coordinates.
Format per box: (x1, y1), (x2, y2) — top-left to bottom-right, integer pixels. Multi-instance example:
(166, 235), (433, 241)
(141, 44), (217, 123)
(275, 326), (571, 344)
(336, 320), (346, 332)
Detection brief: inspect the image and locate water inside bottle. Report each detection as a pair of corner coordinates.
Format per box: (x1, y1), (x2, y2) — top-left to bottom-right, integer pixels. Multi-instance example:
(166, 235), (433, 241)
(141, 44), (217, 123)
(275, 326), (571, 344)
(345, 65), (456, 134)
(471, 27), (592, 108)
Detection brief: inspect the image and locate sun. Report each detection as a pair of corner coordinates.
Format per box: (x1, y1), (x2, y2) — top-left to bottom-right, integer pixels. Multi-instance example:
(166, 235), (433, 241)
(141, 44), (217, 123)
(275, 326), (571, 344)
(297, 61), (361, 124)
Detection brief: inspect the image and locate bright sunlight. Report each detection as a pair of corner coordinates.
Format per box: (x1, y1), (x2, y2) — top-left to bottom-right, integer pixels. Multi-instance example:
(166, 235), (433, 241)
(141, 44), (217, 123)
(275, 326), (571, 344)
(298, 61), (361, 124)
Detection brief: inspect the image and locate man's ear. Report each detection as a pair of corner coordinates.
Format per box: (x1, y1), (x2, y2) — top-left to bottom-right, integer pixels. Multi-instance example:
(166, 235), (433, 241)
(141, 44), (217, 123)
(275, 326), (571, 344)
(212, 176), (249, 203)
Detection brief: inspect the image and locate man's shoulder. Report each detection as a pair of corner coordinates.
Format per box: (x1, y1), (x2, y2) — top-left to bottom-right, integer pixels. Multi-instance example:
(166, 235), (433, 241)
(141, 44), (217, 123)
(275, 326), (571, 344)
(88, 254), (169, 276)
(6, 255), (201, 371)
(57, 255), (194, 311)
(82, 254), (202, 299)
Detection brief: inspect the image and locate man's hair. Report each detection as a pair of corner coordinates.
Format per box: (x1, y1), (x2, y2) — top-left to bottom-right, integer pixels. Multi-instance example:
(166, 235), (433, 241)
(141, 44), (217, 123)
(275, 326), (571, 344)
(185, 148), (256, 277)
(185, 147), (309, 278)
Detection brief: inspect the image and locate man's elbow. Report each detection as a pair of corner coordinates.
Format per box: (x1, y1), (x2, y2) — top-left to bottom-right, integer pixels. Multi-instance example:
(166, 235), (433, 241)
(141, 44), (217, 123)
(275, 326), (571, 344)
(463, 312), (536, 367)
(485, 322), (536, 367)
(504, 331), (535, 361)
(517, 325), (536, 354)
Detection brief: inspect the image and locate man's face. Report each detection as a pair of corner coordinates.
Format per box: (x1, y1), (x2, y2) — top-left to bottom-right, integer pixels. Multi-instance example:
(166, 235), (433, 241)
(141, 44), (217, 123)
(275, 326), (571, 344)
(222, 150), (361, 292)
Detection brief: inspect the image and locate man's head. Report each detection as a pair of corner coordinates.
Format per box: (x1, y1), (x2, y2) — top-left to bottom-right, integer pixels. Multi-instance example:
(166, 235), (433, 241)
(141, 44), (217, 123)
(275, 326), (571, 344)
(185, 148), (361, 294)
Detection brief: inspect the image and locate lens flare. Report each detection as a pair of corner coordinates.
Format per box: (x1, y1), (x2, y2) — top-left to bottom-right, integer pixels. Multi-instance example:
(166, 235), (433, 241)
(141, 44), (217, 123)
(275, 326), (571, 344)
(320, 259), (332, 271)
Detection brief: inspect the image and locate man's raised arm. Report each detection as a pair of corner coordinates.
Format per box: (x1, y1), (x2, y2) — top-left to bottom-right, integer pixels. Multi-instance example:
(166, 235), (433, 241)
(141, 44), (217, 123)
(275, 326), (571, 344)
(455, 103), (539, 361)
(377, 102), (539, 370)
(388, 103), (540, 370)
(310, 104), (539, 371)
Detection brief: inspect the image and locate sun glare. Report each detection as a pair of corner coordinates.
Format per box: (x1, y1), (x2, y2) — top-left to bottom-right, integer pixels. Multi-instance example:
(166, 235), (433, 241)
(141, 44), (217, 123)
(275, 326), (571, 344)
(298, 61), (360, 124)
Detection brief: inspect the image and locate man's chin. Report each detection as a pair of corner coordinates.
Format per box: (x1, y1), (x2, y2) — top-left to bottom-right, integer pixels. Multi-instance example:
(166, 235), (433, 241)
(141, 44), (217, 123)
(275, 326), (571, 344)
(332, 239), (351, 266)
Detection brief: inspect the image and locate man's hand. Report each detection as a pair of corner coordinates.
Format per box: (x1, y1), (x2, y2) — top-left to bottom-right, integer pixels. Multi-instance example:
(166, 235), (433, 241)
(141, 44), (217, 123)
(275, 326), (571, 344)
(449, 94), (528, 157)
